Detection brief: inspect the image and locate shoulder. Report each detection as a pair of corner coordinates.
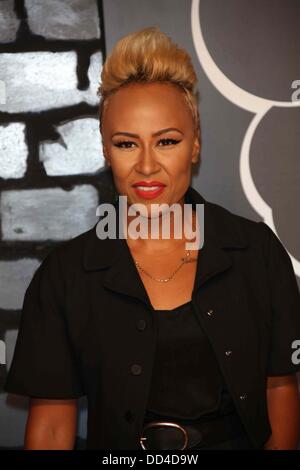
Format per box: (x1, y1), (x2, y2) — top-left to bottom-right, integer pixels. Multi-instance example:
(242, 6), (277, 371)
(39, 224), (98, 280)
(206, 200), (296, 279)
(205, 198), (271, 250)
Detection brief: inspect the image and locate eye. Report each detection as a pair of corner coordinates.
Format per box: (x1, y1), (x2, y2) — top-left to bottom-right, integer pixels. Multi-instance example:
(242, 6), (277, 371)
(113, 138), (181, 149)
(158, 138), (181, 146)
(113, 140), (136, 149)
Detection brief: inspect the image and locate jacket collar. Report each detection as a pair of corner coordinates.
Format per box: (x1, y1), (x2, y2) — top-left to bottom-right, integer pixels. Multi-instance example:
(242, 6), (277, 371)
(83, 186), (249, 307)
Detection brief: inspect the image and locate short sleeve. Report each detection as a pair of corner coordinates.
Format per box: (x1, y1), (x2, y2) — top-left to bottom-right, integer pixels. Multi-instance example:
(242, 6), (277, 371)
(4, 248), (85, 398)
(260, 222), (300, 376)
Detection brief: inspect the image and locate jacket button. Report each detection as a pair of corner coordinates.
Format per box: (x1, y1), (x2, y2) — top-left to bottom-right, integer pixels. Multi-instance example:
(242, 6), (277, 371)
(124, 410), (134, 422)
(239, 393), (247, 400)
(136, 319), (146, 331)
(131, 364), (142, 375)
(207, 309), (214, 316)
(225, 350), (232, 356)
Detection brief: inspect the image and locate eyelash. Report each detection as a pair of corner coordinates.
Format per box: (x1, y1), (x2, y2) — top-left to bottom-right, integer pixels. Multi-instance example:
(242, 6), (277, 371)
(113, 138), (181, 149)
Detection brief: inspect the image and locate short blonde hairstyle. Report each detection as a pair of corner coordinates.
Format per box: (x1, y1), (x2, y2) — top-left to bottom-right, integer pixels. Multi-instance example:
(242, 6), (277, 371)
(97, 26), (201, 143)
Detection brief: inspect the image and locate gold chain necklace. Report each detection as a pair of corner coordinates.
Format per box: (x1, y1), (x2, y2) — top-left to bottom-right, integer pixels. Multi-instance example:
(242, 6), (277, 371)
(134, 250), (192, 283)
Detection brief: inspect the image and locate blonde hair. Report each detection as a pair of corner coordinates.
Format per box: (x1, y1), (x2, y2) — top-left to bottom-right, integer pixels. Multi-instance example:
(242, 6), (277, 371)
(97, 26), (201, 143)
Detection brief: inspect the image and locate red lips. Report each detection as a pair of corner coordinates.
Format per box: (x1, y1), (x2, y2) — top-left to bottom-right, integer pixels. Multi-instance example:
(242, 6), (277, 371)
(132, 181), (166, 200)
(132, 181), (166, 187)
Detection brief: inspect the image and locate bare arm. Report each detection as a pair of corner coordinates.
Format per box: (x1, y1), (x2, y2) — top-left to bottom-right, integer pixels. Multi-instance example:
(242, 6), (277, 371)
(24, 398), (78, 450)
(264, 374), (300, 450)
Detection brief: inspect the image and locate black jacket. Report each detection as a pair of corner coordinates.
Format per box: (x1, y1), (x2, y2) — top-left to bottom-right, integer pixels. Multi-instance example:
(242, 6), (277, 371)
(4, 185), (300, 449)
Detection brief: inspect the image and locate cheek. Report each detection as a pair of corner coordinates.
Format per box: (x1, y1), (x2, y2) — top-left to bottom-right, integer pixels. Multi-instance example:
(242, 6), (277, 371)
(168, 146), (194, 172)
(109, 159), (133, 189)
(109, 152), (131, 173)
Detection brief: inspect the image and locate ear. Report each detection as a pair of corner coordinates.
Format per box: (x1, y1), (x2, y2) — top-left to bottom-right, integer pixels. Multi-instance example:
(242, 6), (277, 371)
(191, 134), (200, 164)
(102, 143), (111, 167)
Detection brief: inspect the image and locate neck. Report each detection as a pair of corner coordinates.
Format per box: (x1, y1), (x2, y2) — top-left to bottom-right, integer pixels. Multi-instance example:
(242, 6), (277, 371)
(120, 197), (199, 253)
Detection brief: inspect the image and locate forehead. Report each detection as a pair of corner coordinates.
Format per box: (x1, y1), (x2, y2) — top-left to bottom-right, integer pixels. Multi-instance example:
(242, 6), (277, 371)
(102, 82), (192, 130)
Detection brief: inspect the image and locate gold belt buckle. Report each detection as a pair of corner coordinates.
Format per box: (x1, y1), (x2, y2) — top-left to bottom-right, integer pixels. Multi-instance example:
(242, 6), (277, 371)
(140, 421), (189, 450)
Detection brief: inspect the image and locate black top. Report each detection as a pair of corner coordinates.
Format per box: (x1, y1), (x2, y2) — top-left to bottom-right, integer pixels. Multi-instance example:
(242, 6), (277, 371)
(144, 300), (236, 424)
(4, 186), (300, 450)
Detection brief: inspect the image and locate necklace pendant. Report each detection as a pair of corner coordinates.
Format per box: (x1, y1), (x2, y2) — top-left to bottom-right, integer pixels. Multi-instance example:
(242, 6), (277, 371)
(181, 251), (190, 263)
(134, 249), (194, 284)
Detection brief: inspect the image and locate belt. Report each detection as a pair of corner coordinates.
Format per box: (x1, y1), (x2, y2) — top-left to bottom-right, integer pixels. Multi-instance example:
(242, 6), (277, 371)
(139, 412), (246, 450)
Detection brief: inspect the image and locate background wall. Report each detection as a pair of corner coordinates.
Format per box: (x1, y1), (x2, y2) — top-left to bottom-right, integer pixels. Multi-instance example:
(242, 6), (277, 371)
(0, 0), (299, 448)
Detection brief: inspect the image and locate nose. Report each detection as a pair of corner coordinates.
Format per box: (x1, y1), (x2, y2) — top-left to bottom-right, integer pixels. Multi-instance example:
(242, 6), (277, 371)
(135, 144), (161, 175)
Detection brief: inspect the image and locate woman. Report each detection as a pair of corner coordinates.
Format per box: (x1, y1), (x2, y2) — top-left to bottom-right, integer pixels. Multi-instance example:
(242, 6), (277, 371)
(5, 27), (300, 450)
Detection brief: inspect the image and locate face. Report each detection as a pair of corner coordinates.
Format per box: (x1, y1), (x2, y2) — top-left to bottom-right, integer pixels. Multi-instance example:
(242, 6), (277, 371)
(101, 81), (200, 215)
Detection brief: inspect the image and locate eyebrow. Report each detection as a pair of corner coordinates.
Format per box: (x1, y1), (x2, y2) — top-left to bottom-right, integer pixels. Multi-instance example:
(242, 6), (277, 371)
(111, 127), (184, 138)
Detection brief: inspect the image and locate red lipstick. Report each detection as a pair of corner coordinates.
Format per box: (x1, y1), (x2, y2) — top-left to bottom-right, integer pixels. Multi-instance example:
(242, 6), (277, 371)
(132, 181), (166, 200)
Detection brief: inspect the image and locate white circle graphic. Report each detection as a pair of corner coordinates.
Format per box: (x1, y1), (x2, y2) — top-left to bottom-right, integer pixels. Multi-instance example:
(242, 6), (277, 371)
(191, 0), (300, 275)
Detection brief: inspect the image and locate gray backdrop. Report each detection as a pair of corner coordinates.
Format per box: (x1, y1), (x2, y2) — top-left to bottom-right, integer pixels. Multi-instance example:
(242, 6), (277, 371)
(0, 0), (299, 449)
